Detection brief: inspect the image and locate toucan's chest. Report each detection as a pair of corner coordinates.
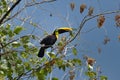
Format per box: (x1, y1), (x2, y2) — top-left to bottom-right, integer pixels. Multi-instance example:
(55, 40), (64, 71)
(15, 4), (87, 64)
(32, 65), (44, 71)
(40, 35), (57, 46)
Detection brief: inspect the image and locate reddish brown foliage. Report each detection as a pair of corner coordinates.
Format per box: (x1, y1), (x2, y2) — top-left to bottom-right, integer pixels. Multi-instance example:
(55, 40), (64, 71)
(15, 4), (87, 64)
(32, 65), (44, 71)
(84, 55), (96, 66)
(118, 35), (120, 41)
(88, 7), (94, 16)
(70, 2), (75, 11)
(115, 14), (120, 27)
(97, 15), (105, 28)
(80, 4), (86, 13)
(87, 57), (96, 66)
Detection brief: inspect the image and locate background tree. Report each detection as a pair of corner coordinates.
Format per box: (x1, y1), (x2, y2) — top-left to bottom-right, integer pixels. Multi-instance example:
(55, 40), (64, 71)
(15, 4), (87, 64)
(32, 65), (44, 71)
(0, 0), (120, 80)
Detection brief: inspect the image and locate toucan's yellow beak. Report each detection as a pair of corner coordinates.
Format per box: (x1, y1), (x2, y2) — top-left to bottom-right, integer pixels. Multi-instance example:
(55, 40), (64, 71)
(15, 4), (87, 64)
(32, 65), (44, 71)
(53, 27), (72, 39)
(56, 27), (72, 34)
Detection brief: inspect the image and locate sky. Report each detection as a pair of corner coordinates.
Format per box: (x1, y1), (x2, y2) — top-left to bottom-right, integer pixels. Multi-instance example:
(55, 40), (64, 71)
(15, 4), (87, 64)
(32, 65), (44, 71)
(11, 0), (120, 80)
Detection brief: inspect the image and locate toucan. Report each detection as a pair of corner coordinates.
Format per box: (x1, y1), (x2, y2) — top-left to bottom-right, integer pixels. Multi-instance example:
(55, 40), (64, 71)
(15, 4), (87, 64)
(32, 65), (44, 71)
(38, 27), (72, 57)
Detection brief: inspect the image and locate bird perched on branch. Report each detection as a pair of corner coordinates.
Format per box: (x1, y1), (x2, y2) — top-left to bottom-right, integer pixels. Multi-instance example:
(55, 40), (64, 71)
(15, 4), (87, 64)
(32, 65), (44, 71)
(38, 27), (72, 58)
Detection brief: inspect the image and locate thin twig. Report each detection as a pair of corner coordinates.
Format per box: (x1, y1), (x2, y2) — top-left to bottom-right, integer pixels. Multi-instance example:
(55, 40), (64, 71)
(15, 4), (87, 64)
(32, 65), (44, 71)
(25, 0), (56, 7)
(68, 15), (88, 43)
(0, 0), (22, 25)
(68, 10), (120, 43)
(2, 0), (57, 24)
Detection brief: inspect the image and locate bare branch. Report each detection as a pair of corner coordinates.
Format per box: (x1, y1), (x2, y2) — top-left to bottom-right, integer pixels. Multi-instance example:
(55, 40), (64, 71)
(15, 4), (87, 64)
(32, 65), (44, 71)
(0, 0), (22, 25)
(25, 0), (56, 7)
(68, 10), (120, 43)
(3, 7), (26, 23)
(2, 0), (57, 24)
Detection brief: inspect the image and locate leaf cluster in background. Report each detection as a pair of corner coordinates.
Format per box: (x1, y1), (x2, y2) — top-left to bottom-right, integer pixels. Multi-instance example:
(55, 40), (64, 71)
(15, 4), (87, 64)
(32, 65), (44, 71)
(97, 15), (105, 28)
(80, 4), (87, 13)
(84, 55), (107, 80)
(0, 0), (9, 17)
(70, 2), (75, 11)
(115, 14), (120, 27)
(0, 23), (38, 79)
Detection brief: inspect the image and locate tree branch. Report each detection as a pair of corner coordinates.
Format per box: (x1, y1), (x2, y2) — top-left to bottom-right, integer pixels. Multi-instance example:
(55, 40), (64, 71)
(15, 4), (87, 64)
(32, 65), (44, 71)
(2, 0), (57, 24)
(25, 0), (56, 7)
(68, 10), (120, 43)
(0, 0), (22, 25)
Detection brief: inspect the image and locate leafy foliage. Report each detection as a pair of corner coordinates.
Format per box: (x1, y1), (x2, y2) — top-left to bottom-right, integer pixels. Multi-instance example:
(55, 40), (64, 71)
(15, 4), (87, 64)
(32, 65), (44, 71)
(72, 47), (77, 55)
(0, 0), (9, 17)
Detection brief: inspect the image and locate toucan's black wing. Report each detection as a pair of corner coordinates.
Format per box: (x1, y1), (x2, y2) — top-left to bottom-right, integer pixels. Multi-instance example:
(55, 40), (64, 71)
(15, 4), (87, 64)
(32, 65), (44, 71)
(40, 35), (57, 46)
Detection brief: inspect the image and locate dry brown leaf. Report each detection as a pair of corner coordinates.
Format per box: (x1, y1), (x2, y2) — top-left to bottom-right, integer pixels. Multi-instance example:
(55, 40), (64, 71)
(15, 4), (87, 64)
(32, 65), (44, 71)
(88, 7), (94, 16)
(97, 15), (105, 28)
(69, 70), (75, 80)
(116, 20), (120, 27)
(83, 55), (96, 66)
(115, 14), (120, 27)
(80, 4), (86, 13)
(70, 2), (75, 11)
(118, 35), (120, 41)
(87, 57), (96, 66)
(115, 14), (120, 21)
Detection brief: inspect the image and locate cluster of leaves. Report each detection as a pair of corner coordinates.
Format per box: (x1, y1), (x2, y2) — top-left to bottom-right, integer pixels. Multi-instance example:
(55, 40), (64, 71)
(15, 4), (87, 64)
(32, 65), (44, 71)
(0, 22), (81, 80)
(0, 0), (9, 18)
(35, 56), (81, 80)
(84, 56), (107, 80)
(70, 3), (94, 16)
(0, 23), (38, 79)
(70, 2), (120, 45)
(115, 14), (120, 27)
(97, 15), (105, 28)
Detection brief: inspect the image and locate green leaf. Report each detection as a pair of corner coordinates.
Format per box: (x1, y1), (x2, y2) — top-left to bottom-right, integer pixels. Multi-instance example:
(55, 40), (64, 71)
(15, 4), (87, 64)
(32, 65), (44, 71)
(2, 29), (8, 35)
(72, 47), (77, 55)
(6, 24), (10, 29)
(21, 52), (28, 58)
(11, 41), (21, 48)
(72, 58), (81, 65)
(57, 41), (63, 46)
(24, 62), (31, 70)
(52, 77), (59, 80)
(48, 52), (56, 58)
(85, 71), (96, 78)
(2, 0), (7, 6)
(31, 35), (36, 39)
(69, 31), (74, 37)
(36, 70), (46, 80)
(8, 30), (14, 37)
(100, 76), (107, 80)
(61, 65), (66, 71)
(13, 26), (24, 34)
(20, 36), (30, 44)
(0, 75), (5, 80)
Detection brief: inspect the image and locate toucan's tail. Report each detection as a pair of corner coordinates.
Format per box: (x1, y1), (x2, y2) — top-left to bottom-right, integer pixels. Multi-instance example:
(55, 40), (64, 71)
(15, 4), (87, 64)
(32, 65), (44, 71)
(38, 47), (45, 57)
